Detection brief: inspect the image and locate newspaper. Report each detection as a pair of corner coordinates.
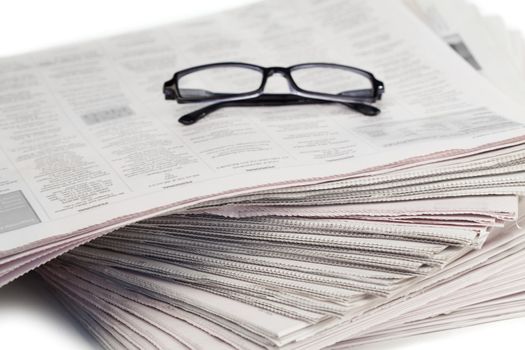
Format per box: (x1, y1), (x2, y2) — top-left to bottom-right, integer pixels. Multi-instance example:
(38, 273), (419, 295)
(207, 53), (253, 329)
(2, 0), (525, 278)
(2, 0), (525, 348)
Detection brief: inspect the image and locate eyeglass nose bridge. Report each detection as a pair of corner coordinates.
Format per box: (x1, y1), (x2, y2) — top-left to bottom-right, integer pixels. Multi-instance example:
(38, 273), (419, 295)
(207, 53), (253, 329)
(262, 67), (296, 92)
(266, 67), (289, 75)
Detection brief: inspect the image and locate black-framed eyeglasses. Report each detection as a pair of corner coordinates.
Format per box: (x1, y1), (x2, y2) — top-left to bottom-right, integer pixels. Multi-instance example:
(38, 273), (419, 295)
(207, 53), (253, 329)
(163, 62), (385, 125)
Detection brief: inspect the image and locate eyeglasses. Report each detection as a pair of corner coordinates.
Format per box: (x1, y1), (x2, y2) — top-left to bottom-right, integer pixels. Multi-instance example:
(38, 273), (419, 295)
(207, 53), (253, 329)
(163, 62), (385, 125)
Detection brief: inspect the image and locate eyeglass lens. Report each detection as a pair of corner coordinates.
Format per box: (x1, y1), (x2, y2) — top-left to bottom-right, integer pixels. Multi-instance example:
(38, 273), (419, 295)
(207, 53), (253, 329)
(178, 66), (263, 99)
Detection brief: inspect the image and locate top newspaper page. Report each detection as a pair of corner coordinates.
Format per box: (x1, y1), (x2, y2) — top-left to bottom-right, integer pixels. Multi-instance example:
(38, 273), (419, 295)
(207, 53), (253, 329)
(1, 0), (525, 257)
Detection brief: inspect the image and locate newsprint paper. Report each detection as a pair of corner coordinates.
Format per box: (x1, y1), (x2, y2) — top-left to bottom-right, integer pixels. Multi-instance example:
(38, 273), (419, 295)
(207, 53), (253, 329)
(2, 0), (525, 349)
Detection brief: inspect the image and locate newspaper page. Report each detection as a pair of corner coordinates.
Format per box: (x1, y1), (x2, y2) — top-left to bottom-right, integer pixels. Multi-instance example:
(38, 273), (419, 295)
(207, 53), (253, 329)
(1, 0), (525, 262)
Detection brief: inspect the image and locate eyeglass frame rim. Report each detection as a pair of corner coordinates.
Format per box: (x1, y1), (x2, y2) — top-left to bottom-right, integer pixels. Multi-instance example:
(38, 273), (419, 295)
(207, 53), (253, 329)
(163, 61), (385, 105)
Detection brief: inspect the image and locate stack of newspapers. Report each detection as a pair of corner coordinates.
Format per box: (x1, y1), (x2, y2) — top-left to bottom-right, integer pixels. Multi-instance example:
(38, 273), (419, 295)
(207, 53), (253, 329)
(1, 0), (525, 348)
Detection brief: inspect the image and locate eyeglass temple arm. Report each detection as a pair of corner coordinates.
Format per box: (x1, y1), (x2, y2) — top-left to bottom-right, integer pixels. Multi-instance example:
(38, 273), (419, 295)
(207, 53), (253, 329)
(178, 93), (380, 125)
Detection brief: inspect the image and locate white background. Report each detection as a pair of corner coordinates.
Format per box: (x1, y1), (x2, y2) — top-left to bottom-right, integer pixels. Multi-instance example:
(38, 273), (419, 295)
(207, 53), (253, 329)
(0, 0), (525, 349)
